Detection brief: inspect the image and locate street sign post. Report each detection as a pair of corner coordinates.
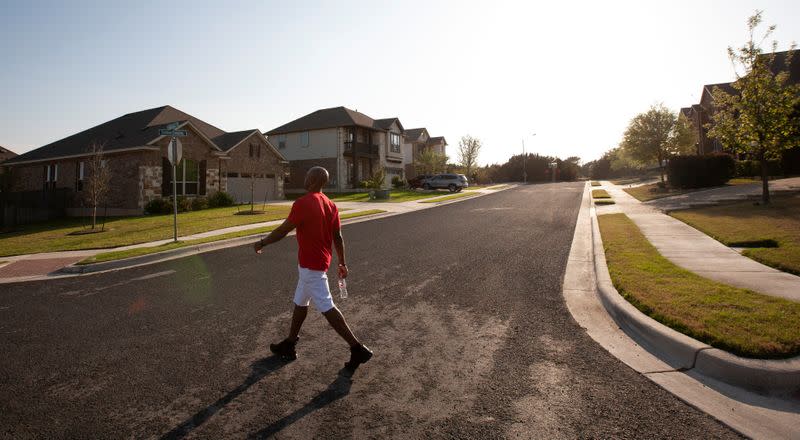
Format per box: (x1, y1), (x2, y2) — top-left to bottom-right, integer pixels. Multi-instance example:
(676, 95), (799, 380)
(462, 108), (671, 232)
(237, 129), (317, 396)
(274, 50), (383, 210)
(161, 128), (188, 242)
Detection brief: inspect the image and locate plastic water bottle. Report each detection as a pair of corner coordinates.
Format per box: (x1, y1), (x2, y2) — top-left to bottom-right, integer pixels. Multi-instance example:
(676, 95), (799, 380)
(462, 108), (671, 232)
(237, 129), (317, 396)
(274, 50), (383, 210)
(337, 278), (348, 299)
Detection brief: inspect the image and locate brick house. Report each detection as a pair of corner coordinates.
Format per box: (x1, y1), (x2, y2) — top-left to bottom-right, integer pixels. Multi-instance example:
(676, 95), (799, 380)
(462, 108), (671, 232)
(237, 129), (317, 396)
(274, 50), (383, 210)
(265, 106), (407, 192)
(1, 106), (287, 216)
(681, 50), (800, 156)
(402, 128), (447, 178)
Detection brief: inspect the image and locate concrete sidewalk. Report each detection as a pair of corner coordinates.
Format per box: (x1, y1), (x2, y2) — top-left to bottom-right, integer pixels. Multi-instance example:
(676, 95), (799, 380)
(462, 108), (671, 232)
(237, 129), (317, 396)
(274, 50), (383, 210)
(595, 180), (800, 302)
(0, 185), (511, 281)
(645, 176), (800, 211)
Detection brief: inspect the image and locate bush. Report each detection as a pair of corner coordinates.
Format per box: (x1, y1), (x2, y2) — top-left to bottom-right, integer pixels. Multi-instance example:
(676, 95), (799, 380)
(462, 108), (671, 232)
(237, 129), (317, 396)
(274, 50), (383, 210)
(208, 191), (235, 208)
(735, 159), (782, 178)
(175, 195), (192, 212)
(191, 196), (209, 211)
(667, 154), (735, 189)
(144, 198), (172, 214)
(391, 176), (405, 189)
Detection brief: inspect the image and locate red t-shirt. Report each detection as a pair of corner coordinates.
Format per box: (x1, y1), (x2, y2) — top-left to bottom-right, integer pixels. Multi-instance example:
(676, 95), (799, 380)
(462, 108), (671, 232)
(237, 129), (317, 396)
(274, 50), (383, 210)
(287, 192), (341, 271)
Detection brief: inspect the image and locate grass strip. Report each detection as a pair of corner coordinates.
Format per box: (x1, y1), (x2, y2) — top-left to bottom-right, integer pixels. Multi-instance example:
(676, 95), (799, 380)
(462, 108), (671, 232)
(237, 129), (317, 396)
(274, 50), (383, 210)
(670, 195), (800, 275)
(79, 209), (386, 265)
(0, 205), (292, 257)
(599, 213), (800, 359)
(591, 181), (601, 186)
(418, 193), (478, 203)
(286, 190), (446, 202)
(592, 189), (611, 199)
(594, 199), (616, 205)
(622, 183), (698, 202)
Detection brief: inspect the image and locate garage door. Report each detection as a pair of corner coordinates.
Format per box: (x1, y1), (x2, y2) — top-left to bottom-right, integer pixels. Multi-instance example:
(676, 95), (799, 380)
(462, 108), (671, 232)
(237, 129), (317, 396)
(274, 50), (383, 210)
(227, 177), (276, 204)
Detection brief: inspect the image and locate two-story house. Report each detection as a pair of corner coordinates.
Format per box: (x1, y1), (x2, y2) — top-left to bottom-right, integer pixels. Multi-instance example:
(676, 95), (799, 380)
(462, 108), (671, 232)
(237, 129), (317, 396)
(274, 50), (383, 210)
(402, 128), (447, 178)
(265, 106), (406, 192)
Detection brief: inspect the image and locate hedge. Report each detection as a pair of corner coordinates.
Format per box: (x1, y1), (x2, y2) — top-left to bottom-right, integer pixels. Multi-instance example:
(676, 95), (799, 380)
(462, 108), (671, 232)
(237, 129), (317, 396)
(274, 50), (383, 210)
(667, 154), (735, 189)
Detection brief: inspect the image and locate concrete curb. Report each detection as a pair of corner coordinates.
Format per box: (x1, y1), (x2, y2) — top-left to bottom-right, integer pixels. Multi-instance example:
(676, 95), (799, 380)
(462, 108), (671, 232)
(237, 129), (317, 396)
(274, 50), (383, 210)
(590, 201), (800, 394)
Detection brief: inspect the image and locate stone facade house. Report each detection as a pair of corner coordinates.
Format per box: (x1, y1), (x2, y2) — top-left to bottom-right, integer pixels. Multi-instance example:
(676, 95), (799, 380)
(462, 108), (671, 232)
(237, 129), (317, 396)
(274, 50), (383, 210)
(265, 106), (407, 192)
(402, 128), (447, 178)
(1, 106), (287, 216)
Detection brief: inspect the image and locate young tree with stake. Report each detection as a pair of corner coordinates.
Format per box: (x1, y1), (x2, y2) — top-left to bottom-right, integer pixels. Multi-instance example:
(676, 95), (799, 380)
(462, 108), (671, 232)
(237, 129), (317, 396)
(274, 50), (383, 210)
(85, 143), (110, 229)
(707, 11), (799, 204)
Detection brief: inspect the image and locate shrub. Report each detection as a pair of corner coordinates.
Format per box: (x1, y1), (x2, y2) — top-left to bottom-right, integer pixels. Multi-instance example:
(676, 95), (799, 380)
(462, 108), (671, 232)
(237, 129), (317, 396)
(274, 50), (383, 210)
(391, 176), (405, 189)
(191, 196), (209, 211)
(667, 154), (735, 189)
(144, 198), (172, 214)
(735, 159), (782, 178)
(208, 191), (235, 208)
(175, 195), (192, 212)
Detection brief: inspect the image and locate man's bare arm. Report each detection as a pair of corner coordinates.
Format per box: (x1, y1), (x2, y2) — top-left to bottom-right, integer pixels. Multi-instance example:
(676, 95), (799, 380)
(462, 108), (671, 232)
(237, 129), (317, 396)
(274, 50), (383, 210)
(254, 219), (296, 253)
(333, 228), (348, 278)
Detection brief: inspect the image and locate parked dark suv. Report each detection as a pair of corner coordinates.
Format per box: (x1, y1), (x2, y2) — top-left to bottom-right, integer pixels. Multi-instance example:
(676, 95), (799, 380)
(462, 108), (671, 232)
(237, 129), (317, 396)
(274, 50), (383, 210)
(422, 174), (469, 192)
(408, 174), (434, 189)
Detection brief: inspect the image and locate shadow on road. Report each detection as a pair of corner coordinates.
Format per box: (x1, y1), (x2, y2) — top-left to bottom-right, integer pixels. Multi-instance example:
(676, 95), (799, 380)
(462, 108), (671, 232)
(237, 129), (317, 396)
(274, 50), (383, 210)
(160, 355), (289, 440)
(247, 368), (354, 439)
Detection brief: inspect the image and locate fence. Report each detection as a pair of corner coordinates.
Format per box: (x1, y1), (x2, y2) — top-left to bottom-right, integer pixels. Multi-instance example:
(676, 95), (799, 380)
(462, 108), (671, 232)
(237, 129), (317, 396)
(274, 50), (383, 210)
(0, 188), (71, 229)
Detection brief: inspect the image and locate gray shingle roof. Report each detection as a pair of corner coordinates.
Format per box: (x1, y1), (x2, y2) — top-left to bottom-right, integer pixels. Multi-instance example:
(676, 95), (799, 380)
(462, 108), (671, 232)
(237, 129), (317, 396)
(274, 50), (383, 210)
(212, 130), (258, 151)
(403, 128), (426, 142)
(266, 106), (379, 135)
(4, 106), (259, 164)
(374, 117), (403, 131)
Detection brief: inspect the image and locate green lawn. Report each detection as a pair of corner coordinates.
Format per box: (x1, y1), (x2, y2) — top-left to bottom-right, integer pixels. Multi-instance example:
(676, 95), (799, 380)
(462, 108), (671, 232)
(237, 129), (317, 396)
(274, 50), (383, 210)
(599, 213), (800, 359)
(0, 205), (292, 257)
(79, 209), (386, 265)
(623, 183), (697, 202)
(592, 189), (611, 199)
(418, 192), (478, 203)
(463, 184), (508, 191)
(670, 195), (800, 275)
(590, 181), (601, 186)
(287, 190), (450, 203)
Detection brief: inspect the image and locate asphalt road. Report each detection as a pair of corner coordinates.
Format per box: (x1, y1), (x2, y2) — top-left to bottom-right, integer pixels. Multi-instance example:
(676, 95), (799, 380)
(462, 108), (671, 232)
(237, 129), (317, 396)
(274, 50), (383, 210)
(0, 183), (739, 439)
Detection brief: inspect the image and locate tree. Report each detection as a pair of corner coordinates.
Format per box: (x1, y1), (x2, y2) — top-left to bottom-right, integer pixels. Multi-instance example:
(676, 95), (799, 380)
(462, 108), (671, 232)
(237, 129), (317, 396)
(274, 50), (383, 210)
(670, 113), (699, 155)
(84, 143), (110, 230)
(457, 135), (482, 178)
(707, 11), (799, 204)
(415, 149), (448, 175)
(620, 104), (679, 184)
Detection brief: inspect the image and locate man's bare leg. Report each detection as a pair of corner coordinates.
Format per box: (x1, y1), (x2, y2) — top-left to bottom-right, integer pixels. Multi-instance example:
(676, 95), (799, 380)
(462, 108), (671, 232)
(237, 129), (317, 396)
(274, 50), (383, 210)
(288, 305), (308, 341)
(322, 307), (359, 347)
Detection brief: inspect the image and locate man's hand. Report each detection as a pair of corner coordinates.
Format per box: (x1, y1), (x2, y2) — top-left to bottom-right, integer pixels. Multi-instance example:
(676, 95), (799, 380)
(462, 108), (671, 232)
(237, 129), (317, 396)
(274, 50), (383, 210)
(338, 263), (348, 279)
(254, 240), (264, 254)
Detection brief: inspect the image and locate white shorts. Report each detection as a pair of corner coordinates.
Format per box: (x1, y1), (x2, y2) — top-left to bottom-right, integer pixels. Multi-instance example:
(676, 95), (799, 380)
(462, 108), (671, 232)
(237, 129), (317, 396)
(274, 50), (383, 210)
(293, 265), (335, 312)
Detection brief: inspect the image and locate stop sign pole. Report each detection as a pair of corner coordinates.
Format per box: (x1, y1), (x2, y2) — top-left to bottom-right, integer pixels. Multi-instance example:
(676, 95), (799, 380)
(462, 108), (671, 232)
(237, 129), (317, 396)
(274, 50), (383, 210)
(160, 125), (188, 242)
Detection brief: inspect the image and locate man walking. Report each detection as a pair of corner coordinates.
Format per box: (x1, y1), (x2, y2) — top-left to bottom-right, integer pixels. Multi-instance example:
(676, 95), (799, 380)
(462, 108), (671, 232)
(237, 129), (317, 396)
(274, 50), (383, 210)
(254, 166), (372, 370)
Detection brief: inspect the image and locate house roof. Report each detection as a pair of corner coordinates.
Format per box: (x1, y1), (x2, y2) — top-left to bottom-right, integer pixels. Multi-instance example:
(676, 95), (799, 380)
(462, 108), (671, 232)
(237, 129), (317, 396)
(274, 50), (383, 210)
(403, 128), (427, 142)
(374, 117), (404, 132)
(4, 106), (277, 165)
(213, 130), (258, 151)
(427, 136), (447, 146)
(266, 106), (380, 135)
(0, 146), (17, 156)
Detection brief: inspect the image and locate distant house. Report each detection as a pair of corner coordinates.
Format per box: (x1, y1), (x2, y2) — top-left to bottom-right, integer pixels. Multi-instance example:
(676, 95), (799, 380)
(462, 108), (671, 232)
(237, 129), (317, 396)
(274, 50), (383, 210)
(1, 106), (287, 216)
(682, 50), (800, 155)
(0, 146), (17, 164)
(402, 128), (447, 178)
(265, 106), (407, 192)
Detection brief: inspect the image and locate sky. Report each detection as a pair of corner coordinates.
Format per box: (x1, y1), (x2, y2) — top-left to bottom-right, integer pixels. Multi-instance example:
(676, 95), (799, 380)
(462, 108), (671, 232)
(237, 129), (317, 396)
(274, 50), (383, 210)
(1, 1), (798, 166)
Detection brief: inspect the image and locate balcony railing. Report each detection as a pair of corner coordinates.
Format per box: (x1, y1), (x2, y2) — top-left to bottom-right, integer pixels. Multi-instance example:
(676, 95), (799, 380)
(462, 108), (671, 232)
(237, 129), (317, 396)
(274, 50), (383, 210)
(344, 141), (379, 157)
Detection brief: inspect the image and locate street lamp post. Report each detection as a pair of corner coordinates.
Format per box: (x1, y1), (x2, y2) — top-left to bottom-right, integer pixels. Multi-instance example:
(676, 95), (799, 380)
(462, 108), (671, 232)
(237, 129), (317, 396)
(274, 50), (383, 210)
(522, 133), (536, 184)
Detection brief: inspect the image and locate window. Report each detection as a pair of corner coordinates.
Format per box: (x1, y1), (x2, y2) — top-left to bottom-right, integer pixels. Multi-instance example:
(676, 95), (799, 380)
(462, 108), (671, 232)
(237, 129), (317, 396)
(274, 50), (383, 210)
(172, 158), (199, 195)
(390, 133), (401, 153)
(277, 134), (287, 149)
(249, 143), (261, 158)
(44, 164), (58, 190)
(299, 131), (309, 147)
(77, 161), (85, 191)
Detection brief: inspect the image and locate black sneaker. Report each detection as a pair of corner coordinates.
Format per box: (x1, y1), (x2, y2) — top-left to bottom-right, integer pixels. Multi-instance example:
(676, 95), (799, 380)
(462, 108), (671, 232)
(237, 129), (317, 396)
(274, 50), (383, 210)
(270, 337), (298, 361)
(345, 344), (373, 370)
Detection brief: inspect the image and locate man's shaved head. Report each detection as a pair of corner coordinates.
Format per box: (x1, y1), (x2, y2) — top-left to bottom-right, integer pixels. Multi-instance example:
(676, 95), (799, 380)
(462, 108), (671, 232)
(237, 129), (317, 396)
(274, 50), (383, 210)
(304, 166), (329, 192)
